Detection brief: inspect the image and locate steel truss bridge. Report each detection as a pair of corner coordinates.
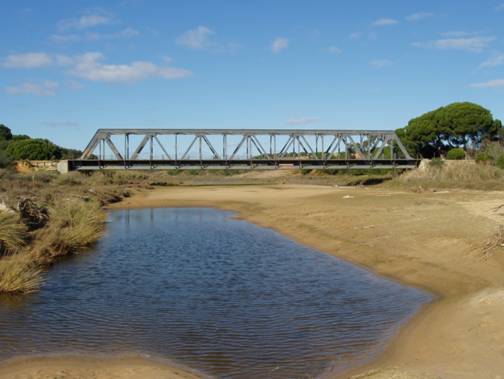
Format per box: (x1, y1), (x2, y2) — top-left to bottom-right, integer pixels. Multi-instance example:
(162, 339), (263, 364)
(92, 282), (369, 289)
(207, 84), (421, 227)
(69, 128), (417, 170)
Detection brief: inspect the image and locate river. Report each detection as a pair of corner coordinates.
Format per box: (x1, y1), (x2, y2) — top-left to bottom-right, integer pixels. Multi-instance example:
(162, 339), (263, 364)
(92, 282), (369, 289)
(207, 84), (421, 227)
(0, 208), (430, 378)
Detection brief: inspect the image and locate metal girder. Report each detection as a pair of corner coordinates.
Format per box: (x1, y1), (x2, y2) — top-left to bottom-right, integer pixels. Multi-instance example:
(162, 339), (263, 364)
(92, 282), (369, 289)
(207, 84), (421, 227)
(76, 128), (415, 170)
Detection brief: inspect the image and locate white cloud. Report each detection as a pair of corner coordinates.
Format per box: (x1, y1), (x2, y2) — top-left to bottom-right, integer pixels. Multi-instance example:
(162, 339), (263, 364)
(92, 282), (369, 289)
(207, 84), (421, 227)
(67, 80), (84, 90)
(369, 59), (392, 68)
(3, 52), (52, 68)
(349, 32), (362, 39)
(328, 46), (342, 54)
(3, 52), (75, 68)
(470, 79), (504, 88)
(58, 13), (112, 31)
(287, 117), (319, 125)
(116, 27), (139, 38)
(50, 34), (80, 43)
(412, 36), (495, 53)
(271, 37), (289, 53)
(372, 18), (399, 27)
(176, 26), (214, 49)
(479, 53), (504, 68)
(406, 12), (433, 21)
(440, 31), (482, 37)
(2, 51), (192, 84)
(5, 81), (59, 96)
(69, 52), (192, 83)
(51, 27), (139, 44)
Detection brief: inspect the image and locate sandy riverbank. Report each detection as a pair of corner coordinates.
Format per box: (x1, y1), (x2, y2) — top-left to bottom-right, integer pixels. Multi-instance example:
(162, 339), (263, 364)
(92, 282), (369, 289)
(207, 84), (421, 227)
(0, 355), (202, 379)
(4, 184), (504, 378)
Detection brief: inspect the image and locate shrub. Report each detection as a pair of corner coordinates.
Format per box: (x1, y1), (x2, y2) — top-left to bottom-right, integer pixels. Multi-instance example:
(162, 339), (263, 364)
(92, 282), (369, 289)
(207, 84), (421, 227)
(446, 148), (466, 160)
(496, 155), (504, 170)
(475, 151), (493, 163)
(429, 157), (445, 168)
(6, 138), (62, 160)
(0, 125), (12, 141)
(49, 199), (105, 252)
(54, 172), (83, 186)
(395, 160), (504, 190)
(33, 199), (106, 263)
(0, 253), (42, 294)
(0, 150), (12, 168)
(481, 142), (504, 161)
(0, 211), (26, 254)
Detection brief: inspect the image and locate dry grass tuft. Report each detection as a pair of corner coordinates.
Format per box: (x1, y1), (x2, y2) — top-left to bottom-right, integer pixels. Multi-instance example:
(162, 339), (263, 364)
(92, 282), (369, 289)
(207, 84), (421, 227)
(50, 199), (106, 250)
(33, 199), (106, 262)
(0, 253), (42, 294)
(392, 160), (504, 190)
(0, 211), (26, 254)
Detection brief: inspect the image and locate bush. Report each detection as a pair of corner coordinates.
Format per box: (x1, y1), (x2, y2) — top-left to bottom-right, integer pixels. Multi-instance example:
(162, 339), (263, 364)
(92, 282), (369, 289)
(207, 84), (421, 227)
(0, 212), (26, 254)
(446, 148), (466, 160)
(0, 125), (12, 141)
(6, 138), (62, 160)
(475, 151), (493, 163)
(481, 142), (504, 161)
(54, 172), (83, 186)
(0, 253), (42, 294)
(496, 155), (504, 170)
(49, 200), (105, 251)
(429, 157), (445, 168)
(0, 150), (12, 168)
(33, 199), (106, 263)
(395, 160), (504, 190)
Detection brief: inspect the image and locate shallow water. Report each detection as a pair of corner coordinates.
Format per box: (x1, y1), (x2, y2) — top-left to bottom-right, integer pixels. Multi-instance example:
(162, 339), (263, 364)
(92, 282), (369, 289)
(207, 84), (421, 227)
(0, 208), (430, 378)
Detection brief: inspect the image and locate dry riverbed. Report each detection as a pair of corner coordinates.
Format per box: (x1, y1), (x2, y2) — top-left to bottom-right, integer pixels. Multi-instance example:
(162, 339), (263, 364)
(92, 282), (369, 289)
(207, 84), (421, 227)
(4, 184), (504, 378)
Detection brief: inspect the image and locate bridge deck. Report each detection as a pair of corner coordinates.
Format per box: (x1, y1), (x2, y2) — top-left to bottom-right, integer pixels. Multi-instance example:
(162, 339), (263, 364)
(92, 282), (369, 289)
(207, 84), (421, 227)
(68, 159), (418, 170)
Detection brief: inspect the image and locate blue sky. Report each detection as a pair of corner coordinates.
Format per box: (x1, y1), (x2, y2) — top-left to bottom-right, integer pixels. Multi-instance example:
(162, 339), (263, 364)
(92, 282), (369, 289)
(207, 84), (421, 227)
(1, 0), (504, 149)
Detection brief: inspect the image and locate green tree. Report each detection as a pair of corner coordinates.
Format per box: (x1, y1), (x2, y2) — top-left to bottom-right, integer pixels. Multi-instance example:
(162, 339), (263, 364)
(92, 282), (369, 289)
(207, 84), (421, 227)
(11, 134), (30, 141)
(6, 139), (62, 160)
(446, 147), (465, 160)
(0, 125), (12, 141)
(60, 148), (83, 159)
(397, 102), (502, 158)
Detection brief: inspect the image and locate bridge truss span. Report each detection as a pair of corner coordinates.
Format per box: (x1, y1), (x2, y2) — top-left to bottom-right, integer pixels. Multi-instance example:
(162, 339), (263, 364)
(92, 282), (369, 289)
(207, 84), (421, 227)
(71, 128), (417, 170)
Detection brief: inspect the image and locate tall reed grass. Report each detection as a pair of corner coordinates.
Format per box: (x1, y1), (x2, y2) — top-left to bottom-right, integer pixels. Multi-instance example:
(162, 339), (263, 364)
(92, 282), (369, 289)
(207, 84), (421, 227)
(33, 199), (106, 262)
(0, 253), (42, 294)
(0, 211), (26, 254)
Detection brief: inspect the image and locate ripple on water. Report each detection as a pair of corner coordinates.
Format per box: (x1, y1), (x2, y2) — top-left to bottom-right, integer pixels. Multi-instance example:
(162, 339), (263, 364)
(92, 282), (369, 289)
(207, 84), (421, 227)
(0, 208), (430, 379)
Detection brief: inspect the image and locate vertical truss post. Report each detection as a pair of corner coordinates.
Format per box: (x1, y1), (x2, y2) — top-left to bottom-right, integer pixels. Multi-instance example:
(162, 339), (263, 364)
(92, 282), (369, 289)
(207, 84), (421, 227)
(125, 134), (130, 160)
(198, 135), (202, 162)
(175, 134), (178, 161)
(223, 134), (227, 160)
(246, 135), (250, 160)
(269, 135), (273, 157)
(148, 135), (153, 160)
(273, 134), (277, 160)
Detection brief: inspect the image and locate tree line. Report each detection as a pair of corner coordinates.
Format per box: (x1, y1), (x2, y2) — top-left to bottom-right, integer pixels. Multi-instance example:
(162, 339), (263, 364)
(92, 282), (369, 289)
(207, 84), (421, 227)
(0, 125), (81, 167)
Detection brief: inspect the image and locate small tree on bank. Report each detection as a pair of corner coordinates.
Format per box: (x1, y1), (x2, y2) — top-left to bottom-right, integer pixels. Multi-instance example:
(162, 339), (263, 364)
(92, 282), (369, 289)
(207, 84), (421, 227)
(396, 102), (503, 158)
